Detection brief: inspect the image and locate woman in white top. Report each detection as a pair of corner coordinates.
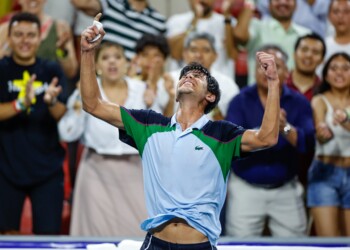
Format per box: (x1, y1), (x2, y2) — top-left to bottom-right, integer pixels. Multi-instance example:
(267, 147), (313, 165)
(308, 52), (350, 236)
(58, 42), (147, 237)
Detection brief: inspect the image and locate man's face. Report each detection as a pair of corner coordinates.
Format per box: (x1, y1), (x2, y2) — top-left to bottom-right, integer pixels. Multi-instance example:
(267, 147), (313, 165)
(329, 0), (350, 34)
(294, 38), (324, 75)
(8, 21), (41, 62)
(256, 49), (288, 89)
(176, 69), (208, 99)
(19, 0), (46, 15)
(183, 39), (217, 70)
(269, 0), (296, 22)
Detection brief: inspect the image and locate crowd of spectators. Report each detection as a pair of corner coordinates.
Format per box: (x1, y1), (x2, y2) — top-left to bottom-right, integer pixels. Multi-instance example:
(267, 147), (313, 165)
(0, 0), (349, 239)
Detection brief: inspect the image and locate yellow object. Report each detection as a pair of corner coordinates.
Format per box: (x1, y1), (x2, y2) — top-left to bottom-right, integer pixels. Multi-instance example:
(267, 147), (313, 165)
(0, 0), (13, 19)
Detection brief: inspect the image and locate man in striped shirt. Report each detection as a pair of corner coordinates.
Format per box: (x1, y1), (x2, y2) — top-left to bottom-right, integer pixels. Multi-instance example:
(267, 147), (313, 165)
(71, 0), (166, 60)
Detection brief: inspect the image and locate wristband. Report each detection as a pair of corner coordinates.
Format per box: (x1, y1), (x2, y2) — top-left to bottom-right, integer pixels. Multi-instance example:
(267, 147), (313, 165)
(12, 99), (26, 113)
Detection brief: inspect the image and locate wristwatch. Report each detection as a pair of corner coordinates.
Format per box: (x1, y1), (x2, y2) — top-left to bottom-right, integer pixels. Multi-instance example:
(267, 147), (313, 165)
(283, 123), (292, 135)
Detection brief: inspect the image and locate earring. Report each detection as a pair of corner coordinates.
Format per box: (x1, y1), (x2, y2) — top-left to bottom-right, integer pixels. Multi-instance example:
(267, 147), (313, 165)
(96, 69), (102, 76)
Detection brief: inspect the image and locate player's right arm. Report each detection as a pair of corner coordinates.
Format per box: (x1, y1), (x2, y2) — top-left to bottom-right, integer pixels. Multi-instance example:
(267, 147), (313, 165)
(80, 14), (125, 129)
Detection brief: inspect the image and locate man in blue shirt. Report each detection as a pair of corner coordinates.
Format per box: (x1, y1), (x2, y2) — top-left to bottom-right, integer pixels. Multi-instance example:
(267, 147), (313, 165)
(79, 14), (281, 249)
(225, 44), (315, 237)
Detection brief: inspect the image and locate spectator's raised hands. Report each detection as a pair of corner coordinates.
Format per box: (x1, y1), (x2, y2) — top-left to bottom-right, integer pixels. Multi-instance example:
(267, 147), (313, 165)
(24, 74), (36, 108)
(44, 77), (62, 106)
(81, 13), (105, 52)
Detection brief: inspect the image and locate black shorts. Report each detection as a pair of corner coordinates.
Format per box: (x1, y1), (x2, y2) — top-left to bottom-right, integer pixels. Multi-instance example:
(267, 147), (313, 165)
(140, 232), (217, 250)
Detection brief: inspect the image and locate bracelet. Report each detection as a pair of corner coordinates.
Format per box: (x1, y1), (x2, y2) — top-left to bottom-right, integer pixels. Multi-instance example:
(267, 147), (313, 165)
(12, 99), (26, 113)
(56, 48), (68, 59)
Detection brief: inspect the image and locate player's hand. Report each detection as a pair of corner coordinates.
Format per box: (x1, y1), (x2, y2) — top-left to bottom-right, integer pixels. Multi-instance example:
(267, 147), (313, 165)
(256, 51), (279, 82)
(81, 13), (105, 51)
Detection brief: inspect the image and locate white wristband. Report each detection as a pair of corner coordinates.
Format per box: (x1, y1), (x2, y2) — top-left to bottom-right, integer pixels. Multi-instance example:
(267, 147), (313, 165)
(89, 20), (103, 43)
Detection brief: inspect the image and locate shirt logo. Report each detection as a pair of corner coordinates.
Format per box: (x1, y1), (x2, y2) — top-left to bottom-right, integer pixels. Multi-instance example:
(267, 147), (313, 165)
(195, 146), (203, 151)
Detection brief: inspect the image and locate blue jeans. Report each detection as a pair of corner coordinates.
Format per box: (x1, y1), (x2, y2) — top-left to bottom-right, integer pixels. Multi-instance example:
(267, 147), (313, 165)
(140, 233), (217, 250)
(307, 160), (350, 208)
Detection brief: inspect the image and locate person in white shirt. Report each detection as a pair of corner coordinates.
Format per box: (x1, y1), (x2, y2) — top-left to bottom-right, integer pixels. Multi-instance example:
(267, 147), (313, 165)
(166, 0), (238, 79)
(58, 42), (147, 237)
(170, 32), (240, 120)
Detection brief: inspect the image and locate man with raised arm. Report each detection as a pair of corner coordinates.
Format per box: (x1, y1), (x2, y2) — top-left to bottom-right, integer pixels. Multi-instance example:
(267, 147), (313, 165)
(79, 14), (281, 250)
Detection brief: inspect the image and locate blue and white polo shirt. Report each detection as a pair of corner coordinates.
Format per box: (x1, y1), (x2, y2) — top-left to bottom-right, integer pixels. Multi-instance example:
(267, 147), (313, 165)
(119, 107), (245, 245)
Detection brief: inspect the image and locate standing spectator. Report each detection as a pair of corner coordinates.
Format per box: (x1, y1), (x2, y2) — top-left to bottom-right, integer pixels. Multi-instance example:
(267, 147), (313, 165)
(285, 33), (326, 191)
(308, 52), (350, 237)
(166, 0), (238, 79)
(234, 0), (310, 85)
(0, 0), (78, 79)
(324, 0), (350, 64)
(131, 33), (175, 116)
(169, 32), (240, 120)
(257, 0), (331, 37)
(225, 45), (314, 237)
(286, 33), (326, 101)
(0, 13), (67, 234)
(59, 42), (148, 237)
(71, 0), (166, 60)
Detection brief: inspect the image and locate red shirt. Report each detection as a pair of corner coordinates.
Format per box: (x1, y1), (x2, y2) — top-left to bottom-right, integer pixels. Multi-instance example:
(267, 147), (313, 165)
(285, 72), (321, 102)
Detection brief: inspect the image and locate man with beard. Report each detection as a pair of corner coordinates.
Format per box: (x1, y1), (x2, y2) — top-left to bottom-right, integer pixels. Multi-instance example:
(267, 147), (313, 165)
(166, 0), (238, 79)
(71, 0), (166, 60)
(234, 0), (310, 85)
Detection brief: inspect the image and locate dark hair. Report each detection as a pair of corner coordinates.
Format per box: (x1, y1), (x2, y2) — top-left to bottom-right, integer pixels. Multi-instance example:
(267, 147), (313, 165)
(184, 32), (216, 52)
(135, 33), (170, 58)
(95, 41), (126, 61)
(179, 62), (221, 114)
(317, 52), (350, 93)
(8, 12), (41, 36)
(258, 44), (289, 64)
(329, 0), (350, 14)
(294, 33), (326, 58)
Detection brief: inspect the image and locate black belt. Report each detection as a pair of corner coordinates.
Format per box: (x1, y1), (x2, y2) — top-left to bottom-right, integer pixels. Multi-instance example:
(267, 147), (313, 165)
(248, 182), (287, 189)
